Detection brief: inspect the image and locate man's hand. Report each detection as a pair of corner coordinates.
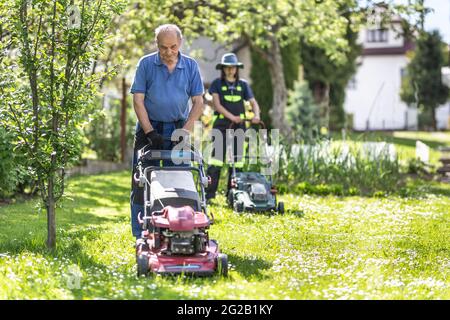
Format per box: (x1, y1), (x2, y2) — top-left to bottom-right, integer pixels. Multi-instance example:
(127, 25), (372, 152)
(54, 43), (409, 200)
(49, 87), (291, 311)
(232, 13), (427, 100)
(230, 115), (243, 124)
(146, 130), (164, 149)
(251, 116), (261, 124)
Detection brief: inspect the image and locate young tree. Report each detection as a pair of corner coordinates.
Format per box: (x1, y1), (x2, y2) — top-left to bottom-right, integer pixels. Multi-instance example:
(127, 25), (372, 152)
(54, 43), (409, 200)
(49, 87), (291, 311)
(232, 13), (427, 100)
(300, 7), (362, 131)
(400, 30), (449, 130)
(0, 0), (125, 249)
(285, 77), (321, 143)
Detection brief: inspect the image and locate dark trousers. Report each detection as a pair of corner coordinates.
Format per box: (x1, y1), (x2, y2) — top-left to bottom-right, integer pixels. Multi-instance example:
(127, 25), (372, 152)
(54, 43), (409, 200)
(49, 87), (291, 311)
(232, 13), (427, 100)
(206, 166), (241, 200)
(130, 120), (184, 238)
(205, 121), (245, 200)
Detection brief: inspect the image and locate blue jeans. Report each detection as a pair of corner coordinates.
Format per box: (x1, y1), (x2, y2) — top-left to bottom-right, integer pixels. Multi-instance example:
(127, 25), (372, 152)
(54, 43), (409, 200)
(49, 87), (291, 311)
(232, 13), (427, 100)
(130, 120), (185, 238)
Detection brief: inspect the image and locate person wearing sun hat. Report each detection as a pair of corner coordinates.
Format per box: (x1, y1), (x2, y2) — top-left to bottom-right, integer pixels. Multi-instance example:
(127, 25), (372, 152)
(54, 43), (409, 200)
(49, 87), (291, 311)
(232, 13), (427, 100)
(214, 52), (244, 70)
(205, 52), (261, 202)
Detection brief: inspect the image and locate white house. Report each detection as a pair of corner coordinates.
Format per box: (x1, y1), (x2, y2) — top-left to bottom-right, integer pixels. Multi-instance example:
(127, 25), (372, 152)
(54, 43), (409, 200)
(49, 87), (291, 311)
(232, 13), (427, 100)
(344, 19), (450, 131)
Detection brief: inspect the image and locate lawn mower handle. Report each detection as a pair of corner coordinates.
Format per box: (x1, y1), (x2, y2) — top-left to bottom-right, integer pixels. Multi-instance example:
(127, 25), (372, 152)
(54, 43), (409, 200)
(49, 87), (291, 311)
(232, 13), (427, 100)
(228, 119), (266, 130)
(137, 136), (202, 162)
(133, 167), (146, 187)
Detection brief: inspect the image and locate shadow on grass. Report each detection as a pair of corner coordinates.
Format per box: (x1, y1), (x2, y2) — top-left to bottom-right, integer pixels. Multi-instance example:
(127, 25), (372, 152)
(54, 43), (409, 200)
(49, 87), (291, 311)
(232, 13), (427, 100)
(65, 178), (130, 211)
(427, 185), (450, 197)
(394, 177), (450, 198)
(0, 204), (125, 244)
(0, 191), (129, 257)
(0, 170), (131, 232)
(0, 224), (112, 262)
(384, 136), (445, 149)
(0, 237), (113, 300)
(0, 233), (191, 300)
(227, 253), (272, 279)
(333, 131), (448, 150)
(60, 193), (128, 220)
(69, 178), (131, 196)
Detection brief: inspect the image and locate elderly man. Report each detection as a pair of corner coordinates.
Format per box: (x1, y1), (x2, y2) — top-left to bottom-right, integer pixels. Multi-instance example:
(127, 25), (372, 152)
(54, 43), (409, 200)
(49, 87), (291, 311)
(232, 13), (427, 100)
(129, 24), (204, 239)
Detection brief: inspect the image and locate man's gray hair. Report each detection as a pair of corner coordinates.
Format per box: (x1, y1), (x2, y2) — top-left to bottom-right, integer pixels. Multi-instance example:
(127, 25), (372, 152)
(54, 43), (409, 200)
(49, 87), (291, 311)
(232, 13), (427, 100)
(154, 24), (183, 42)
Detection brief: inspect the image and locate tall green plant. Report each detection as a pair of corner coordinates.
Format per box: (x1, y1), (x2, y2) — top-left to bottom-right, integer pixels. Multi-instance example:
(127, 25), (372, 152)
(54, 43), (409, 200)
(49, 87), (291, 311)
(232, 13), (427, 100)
(0, 0), (125, 249)
(285, 79), (320, 143)
(276, 140), (401, 196)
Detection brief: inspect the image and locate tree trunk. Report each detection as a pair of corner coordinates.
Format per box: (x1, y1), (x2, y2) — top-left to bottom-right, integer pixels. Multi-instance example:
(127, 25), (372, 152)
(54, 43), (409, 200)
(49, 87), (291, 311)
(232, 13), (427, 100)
(46, 178), (56, 250)
(120, 77), (127, 163)
(431, 107), (437, 131)
(266, 37), (289, 136)
(312, 81), (330, 129)
(251, 36), (290, 136)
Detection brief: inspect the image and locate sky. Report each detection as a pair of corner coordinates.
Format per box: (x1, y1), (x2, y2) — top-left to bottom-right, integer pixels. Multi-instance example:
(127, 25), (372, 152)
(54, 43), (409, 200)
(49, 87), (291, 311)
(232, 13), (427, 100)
(392, 0), (450, 43)
(423, 0), (450, 43)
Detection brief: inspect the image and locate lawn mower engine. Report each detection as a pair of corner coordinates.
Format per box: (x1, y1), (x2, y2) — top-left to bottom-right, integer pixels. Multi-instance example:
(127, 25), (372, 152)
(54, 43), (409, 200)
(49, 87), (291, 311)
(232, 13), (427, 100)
(163, 219), (209, 256)
(228, 172), (284, 213)
(138, 205), (209, 255)
(248, 183), (269, 202)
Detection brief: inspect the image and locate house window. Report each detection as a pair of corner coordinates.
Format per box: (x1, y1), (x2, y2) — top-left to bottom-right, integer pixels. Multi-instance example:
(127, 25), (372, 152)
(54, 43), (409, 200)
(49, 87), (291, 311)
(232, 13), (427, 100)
(367, 29), (388, 43)
(347, 76), (357, 90)
(400, 68), (407, 79)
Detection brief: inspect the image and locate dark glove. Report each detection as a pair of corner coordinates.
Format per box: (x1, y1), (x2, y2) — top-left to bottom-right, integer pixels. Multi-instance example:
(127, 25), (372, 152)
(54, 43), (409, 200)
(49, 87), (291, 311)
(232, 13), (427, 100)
(146, 130), (164, 149)
(134, 130), (147, 150)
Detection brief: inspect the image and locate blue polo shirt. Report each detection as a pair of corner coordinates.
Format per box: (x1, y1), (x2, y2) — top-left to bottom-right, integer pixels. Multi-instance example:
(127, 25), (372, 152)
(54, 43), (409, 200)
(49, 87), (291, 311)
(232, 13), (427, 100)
(130, 52), (204, 122)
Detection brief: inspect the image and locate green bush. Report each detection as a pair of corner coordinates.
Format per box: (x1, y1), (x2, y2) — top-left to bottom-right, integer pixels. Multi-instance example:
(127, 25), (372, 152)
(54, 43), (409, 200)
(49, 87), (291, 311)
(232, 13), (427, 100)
(417, 108), (434, 130)
(85, 96), (136, 162)
(406, 158), (433, 177)
(0, 128), (28, 198)
(285, 79), (321, 143)
(250, 49), (274, 128)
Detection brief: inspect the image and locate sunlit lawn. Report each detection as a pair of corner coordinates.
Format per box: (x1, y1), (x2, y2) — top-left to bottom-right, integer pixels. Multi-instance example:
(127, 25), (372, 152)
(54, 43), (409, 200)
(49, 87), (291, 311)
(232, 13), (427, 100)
(0, 170), (449, 299)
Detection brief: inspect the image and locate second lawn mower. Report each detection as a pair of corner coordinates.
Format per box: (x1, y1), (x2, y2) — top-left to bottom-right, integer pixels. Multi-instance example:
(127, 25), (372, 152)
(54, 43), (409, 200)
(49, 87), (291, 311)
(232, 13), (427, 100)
(226, 120), (284, 214)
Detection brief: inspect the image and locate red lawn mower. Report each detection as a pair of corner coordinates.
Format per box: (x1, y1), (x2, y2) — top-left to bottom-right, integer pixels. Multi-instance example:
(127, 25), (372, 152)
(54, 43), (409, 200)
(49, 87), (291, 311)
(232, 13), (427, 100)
(134, 144), (228, 277)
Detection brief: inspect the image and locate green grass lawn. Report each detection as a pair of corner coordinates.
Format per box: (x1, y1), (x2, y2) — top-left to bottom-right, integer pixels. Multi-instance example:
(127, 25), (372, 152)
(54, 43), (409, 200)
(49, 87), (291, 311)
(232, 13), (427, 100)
(0, 170), (449, 299)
